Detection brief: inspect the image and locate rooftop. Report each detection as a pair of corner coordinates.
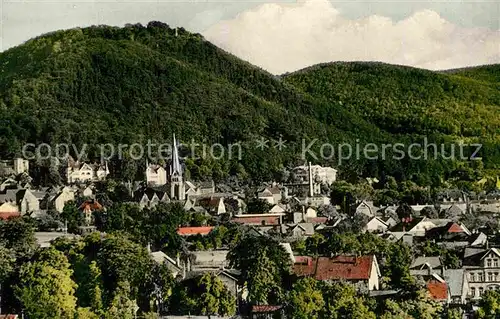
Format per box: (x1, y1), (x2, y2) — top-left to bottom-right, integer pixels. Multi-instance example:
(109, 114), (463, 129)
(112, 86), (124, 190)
(293, 255), (376, 281)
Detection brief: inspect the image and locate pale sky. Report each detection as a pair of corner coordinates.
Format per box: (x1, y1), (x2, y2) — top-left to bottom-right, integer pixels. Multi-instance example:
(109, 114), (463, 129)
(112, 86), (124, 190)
(1, 0), (499, 74)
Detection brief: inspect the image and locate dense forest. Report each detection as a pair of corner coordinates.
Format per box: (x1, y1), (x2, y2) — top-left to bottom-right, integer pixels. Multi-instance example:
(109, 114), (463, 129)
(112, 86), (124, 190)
(0, 22), (498, 185)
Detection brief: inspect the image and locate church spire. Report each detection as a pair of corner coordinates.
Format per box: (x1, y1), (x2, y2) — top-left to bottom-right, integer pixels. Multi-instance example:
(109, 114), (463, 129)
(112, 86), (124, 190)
(171, 134), (182, 178)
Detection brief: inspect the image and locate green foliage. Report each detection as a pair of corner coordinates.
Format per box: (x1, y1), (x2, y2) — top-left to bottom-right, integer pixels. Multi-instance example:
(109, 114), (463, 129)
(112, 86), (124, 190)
(286, 277), (324, 319)
(477, 290), (500, 318)
(415, 241), (461, 269)
(320, 282), (376, 319)
(97, 234), (153, 301)
(95, 202), (189, 253)
(1, 24), (497, 184)
(61, 201), (85, 233)
(381, 289), (443, 319)
(104, 281), (137, 319)
(0, 216), (37, 258)
(169, 273), (236, 316)
(0, 243), (15, 283)
(228, 235), (291, 304)
(75, 307), (100, 319)
(246, 198), (272, 214)
(15, 247), (77, 319)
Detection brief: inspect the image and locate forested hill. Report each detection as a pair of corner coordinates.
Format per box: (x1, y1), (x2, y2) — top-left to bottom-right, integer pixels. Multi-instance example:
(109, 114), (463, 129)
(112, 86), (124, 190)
(283, 62), (500, 172)
(0, 22), (498, 185)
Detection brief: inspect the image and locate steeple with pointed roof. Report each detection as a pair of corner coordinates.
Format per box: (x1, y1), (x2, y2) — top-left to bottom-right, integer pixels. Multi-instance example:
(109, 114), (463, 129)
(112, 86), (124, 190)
(171, 133), (183, 178)
(170, 134), (185, 200)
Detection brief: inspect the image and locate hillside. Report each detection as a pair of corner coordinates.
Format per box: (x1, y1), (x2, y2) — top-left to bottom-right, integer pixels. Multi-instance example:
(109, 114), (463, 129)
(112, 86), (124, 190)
(284, 62), (500, 171)
(0, 22), (498, 185)
(442, 64), (500, 85)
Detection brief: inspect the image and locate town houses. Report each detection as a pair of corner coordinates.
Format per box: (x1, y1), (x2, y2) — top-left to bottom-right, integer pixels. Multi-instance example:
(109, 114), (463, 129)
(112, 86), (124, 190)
(2, 135), (500, 318)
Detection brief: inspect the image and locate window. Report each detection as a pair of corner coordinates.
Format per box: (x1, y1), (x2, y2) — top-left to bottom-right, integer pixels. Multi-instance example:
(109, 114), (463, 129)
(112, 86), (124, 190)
(495, 273), (499, 282)
(479, 273), (484, 282)
(470, 273), (475, 282)
(495, 259), (499, 267)
(471, 287), (476, 297)
(479, 288), (484, 296)
(489, 273), (494, 282)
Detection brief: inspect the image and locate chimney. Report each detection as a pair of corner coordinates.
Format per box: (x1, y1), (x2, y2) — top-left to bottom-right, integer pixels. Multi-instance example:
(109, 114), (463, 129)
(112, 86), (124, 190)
(176, 253), (181, 267)
(308, 162), (314, 197)
(182, 259), (187, 279)
(146, 243), (151, 253)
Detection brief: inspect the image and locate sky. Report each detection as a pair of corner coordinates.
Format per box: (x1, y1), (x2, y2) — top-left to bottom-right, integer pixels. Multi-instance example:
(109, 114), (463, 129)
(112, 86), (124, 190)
(1, 0), (499, 74)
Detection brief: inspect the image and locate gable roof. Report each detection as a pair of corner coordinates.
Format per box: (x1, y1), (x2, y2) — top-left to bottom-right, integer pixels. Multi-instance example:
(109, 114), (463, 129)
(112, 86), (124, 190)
(293, 255), (377, 281)
(177, 226), (214, 236)
(480, 248), (500, 260)
(410, 256), (443, 270)
(78, 199), (103, 212)
(427, 281), (448, 300)
(444, 269), (466, 297)
(391, 217), (425, 232)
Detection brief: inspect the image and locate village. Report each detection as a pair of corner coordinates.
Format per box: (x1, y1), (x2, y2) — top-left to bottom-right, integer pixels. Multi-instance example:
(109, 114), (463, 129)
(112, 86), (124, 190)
(1, 137), (500, 319)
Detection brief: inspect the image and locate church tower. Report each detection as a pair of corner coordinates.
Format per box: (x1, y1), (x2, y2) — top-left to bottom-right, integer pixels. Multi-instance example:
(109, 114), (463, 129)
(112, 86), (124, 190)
(170, 134), (185, 201)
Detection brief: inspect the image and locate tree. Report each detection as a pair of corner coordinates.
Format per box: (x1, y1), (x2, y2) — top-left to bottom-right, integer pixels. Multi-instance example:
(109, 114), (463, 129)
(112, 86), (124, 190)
(60, 201), (85, 233)
(320, 282), (376, 319)
(75, 307), (100, 319)
(138, 262), (174, 315)
(228, 236), (291, 304)
(384, 242), (414, 289)
(105, 281), (137, 319)
(477, 290), (500, 318)
(75, 260), (104, 314)
(169, 273), (236, 316)
(330, 181), (356, 214)
(97, 234), (153, 301)
(15, 247), (77, 319)
(0, 244), (14, 284)
(0, 216), (37, 258)
(305, 233), (326, 256)
(381, 289), (443, 319)
(286, 277), (324, 319)
(420, 206), (439, 219)
(246, 198), (272, 214)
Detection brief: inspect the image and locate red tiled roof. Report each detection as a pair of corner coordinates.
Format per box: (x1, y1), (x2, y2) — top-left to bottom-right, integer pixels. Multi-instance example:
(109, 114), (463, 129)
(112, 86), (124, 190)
(252, 305), (282, 313)
(0, 315), (19, 319)
(293, 255), (375, 281)
(232, 216), (280, 225)
(427, 281), (448, 300)
(177, 226), (214, 236)
(447, 223), (464, 233)
(0, 212), (21, 220)
(78, 200), (103, 212)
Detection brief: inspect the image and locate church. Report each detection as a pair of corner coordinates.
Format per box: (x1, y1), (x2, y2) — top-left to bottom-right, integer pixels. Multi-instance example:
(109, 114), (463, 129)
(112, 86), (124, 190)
(169, 134), (185, 201)
(144, 134), (186, 201)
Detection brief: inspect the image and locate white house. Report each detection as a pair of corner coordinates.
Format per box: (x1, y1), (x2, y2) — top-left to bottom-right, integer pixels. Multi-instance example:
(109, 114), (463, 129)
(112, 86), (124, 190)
(257, 186), (282, 205)
(51, 187), (76, 213)
(293, 164), (337, 185)
(146, 164), (167, 186)
(66, 160), (109, 184)
(362, 217), (389, 233)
